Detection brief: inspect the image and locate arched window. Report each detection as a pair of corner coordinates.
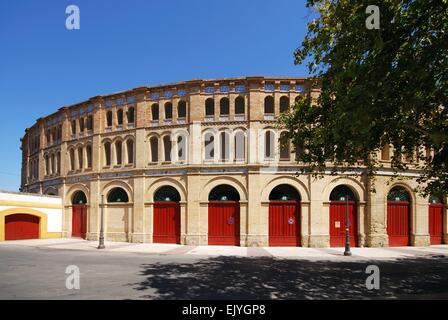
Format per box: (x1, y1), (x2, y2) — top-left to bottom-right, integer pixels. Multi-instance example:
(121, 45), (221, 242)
(265, 131), (275, 159)
(78, 147), (83, 169)
(154, 186), (181, 202)
(107, 187), (129, 203)
(150, 136), (159, 162)
(220, 97), (229, 115)
(381, 144), (390, 160)
(178, 101), (187, 119)
(57, 152), (61, 173)
(86, 115), (93, 131)
(106, 111), (113, 127)
(234, 131), (245, 161)
(70, 149), (75, 170)
(209, 184), (240, 201)
(115, 141), (122, 165)
(177, 135), (186, 161)
(79, 118), (85, 132)
(269, 184), (301, 201)
(163, 136), (171, 162)
(205, 98), (214, 116)
(86, 145), (92, 168)
(104, 142), (111, 166)
(71, 120), (77, 134)
(219, 131), (230, 161)
(387, 186), (410, 202)
(279, 132), (290, 161)
(45, 155), (50, 175)
(51, 153), (56, 174)
(429, 194), (443, 204)
(165, 102), (173, 119)
(264, 96), (274, 114)
(330, 185), (357, 201)
(151, 104), (159, 121)
(126, 139), (134, 164)
(280, 96), (289, 113)
(117, 109), (124, 125)
(127, 107), (135, 124)
(235, 96), (245, 115)
(204, 132), (214, 160)
(72, 191), (87, 204)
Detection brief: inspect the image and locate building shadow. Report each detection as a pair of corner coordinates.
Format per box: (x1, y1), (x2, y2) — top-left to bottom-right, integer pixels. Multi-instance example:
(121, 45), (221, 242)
(128, 255), (448, 300)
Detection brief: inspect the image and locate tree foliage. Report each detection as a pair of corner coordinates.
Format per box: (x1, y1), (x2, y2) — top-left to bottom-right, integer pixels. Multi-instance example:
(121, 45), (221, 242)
(279, 0), (448, 196)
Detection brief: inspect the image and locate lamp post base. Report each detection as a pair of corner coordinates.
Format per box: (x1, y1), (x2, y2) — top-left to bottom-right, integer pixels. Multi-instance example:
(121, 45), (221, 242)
(343, 250), (352, 256)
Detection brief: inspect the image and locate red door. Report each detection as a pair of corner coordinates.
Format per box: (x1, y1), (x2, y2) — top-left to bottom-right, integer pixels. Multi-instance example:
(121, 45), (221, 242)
(429, 204), (444, 245)
(153, 202), (181, 244)
(208, 201), (240, 245)
(269, 201), (301, 246)
(387, 202), (410, 246)
(5, 214), (40, 240)
(329, 201), (358, 247)
(72, 205), (87, 239)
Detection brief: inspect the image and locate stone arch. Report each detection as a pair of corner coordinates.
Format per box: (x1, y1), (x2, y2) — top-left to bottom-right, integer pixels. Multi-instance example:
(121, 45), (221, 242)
(43, 186), (58, 196)
(200, 176), (247, 202)
(322, 176), (366, 202)
(101, 180), (133, 203)
(147, 178), (187, 202)
(261, 176), (310, 202)
(65, 184), (90, 206)
(0, 208), (53, 241)
(385, 183), (415, 204)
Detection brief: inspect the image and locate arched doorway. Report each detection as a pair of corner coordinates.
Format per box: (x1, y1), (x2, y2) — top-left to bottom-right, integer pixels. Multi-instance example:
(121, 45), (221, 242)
(268, 184), (301, 246)
(387, 186), (411, 246)
(5, 214), (40, 240)
(429, 194), (444, 245)
(153, 186), (181, 244)
(208, 184), (240, 245)
(329, 185), (358, 247)
(72, 191), (88, 239)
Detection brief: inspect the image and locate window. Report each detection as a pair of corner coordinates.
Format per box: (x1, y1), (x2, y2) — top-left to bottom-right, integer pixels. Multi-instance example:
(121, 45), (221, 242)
(163, 136), (171, 162)
(115, 141), (122, 165)
(279, 132), (290, 160)
(220, 98), (229, 115)
(265, 131), (275, 159)
(86, 145), (92, 168)
(151, 104), (159, 120)
(177, 135), (186, 161)
(117, 109), (123, 125)
(219, 132), (230, 161)
(234, 131), (245, 161)
(107, 187), (129, 203)
(126, 139), (134, 164)
(235, 96), (245, 115)
(264, 96), (274, 114)
(57, 152), (61, 173)
(70, 149), (75, 170)
(150, 137), (159, 162)
(205, 98), (214, 116)
(45, 155), (50, 175)
(381, 144), (390, 161)
(127, 107), (135, 124)
(86, 115), (93, 131)
(165, 102), (173, 119)
(204, 132), (214, 160)
(78, 147), (83, 169)
(51, 153), (56, 174)
(104, 142), (111, 166)
(106, 111), (113, 127)
(71, 120), (77, 134)
(280, 96), (289, 113)
(178, 101), (187, 118)
(79, 118), (85, 132)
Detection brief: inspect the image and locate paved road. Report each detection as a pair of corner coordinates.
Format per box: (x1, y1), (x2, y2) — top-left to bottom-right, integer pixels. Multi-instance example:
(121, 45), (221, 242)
(0, 245), (447, 299)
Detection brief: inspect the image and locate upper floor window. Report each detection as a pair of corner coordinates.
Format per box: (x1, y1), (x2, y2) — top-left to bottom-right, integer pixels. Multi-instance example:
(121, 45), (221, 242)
(70, 149), (75, 170)
(163, 136), (172, 162)
(264, 96), (274, 114)
(151, 104), (159, 121)
(150, 137), (159, 162)
(381, 144), (390, 161)
(165, 102), (173, 120)
(279, 132), (290, 160)
(235, 96), (245, 115)
(86, 145), (92, 168)
(127, 107), (135, 124)
(220, 98), (229, 116)
(79, 118), (85, 132)
(265, 131), (275, 159)
(205, 98), (214, 116)
(178, 101), (187, 119)
(115, 140), (122, 165)
(86, 115), (93, 131)
(126, 139), (134, 164)
(104, 142), (111, 166)
(106, 111), (113, 127)
(280, 96), (289, 113)
(204, 132), (214, 160)
(117, 109), (123, 125)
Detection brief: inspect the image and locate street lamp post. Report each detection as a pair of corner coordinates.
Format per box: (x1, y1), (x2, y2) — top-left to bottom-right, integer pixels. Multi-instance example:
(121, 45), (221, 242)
(343, 194), (352, 256)
(98, 194), (105, 249)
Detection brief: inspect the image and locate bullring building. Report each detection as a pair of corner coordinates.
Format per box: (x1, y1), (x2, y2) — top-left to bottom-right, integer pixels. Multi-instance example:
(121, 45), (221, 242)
(19, 76), (446, 247)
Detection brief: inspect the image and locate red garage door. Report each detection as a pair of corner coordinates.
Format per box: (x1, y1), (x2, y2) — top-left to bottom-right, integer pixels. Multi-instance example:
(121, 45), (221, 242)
(329, 201), (358, 247)
(72, 205), (87, 239)
(5, 214), (40, 240)
(429, 203), (443, 245)
(387, 202), (410, 246)
(269, 201), (300, 246)
(153, 202), (180, 244)
(208, 201), (240, 246)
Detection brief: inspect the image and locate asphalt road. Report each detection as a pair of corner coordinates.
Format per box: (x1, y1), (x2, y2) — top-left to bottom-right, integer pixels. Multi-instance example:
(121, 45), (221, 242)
(0, 245), (447, 300)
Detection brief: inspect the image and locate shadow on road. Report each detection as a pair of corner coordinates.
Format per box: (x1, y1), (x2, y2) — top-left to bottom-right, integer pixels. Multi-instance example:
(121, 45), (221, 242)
(130, 255), (448, 299)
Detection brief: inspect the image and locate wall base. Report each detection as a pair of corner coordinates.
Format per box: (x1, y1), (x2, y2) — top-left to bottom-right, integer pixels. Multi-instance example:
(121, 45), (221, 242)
(308, 235), (329, 248)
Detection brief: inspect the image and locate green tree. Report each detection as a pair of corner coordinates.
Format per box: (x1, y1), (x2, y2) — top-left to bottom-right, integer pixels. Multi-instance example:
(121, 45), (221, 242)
(279, 0), (448, 195)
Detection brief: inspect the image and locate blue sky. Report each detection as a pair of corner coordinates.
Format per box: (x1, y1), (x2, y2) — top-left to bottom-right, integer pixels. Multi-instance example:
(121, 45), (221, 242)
(0, 0), (311, 191)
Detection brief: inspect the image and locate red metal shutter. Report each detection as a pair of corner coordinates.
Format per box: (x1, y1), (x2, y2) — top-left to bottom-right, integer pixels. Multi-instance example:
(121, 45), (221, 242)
(5, 214), (40, 240)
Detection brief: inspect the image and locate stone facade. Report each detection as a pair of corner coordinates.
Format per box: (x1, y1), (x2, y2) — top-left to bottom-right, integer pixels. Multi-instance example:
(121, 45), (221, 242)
(20, 76), (447, 247)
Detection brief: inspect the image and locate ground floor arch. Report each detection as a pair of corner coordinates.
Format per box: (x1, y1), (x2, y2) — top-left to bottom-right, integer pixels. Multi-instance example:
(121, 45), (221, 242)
(5, 214), (40, 240)
(268, 184), (301, 246)
(387, 186), (411, 247)
(153, 186), (181, 244)
(329, 185), (358, 247)
(208, 184), (240, 245)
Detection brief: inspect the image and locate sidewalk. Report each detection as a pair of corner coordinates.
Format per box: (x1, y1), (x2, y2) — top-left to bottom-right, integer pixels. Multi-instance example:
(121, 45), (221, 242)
(1, 238), (447, 260)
